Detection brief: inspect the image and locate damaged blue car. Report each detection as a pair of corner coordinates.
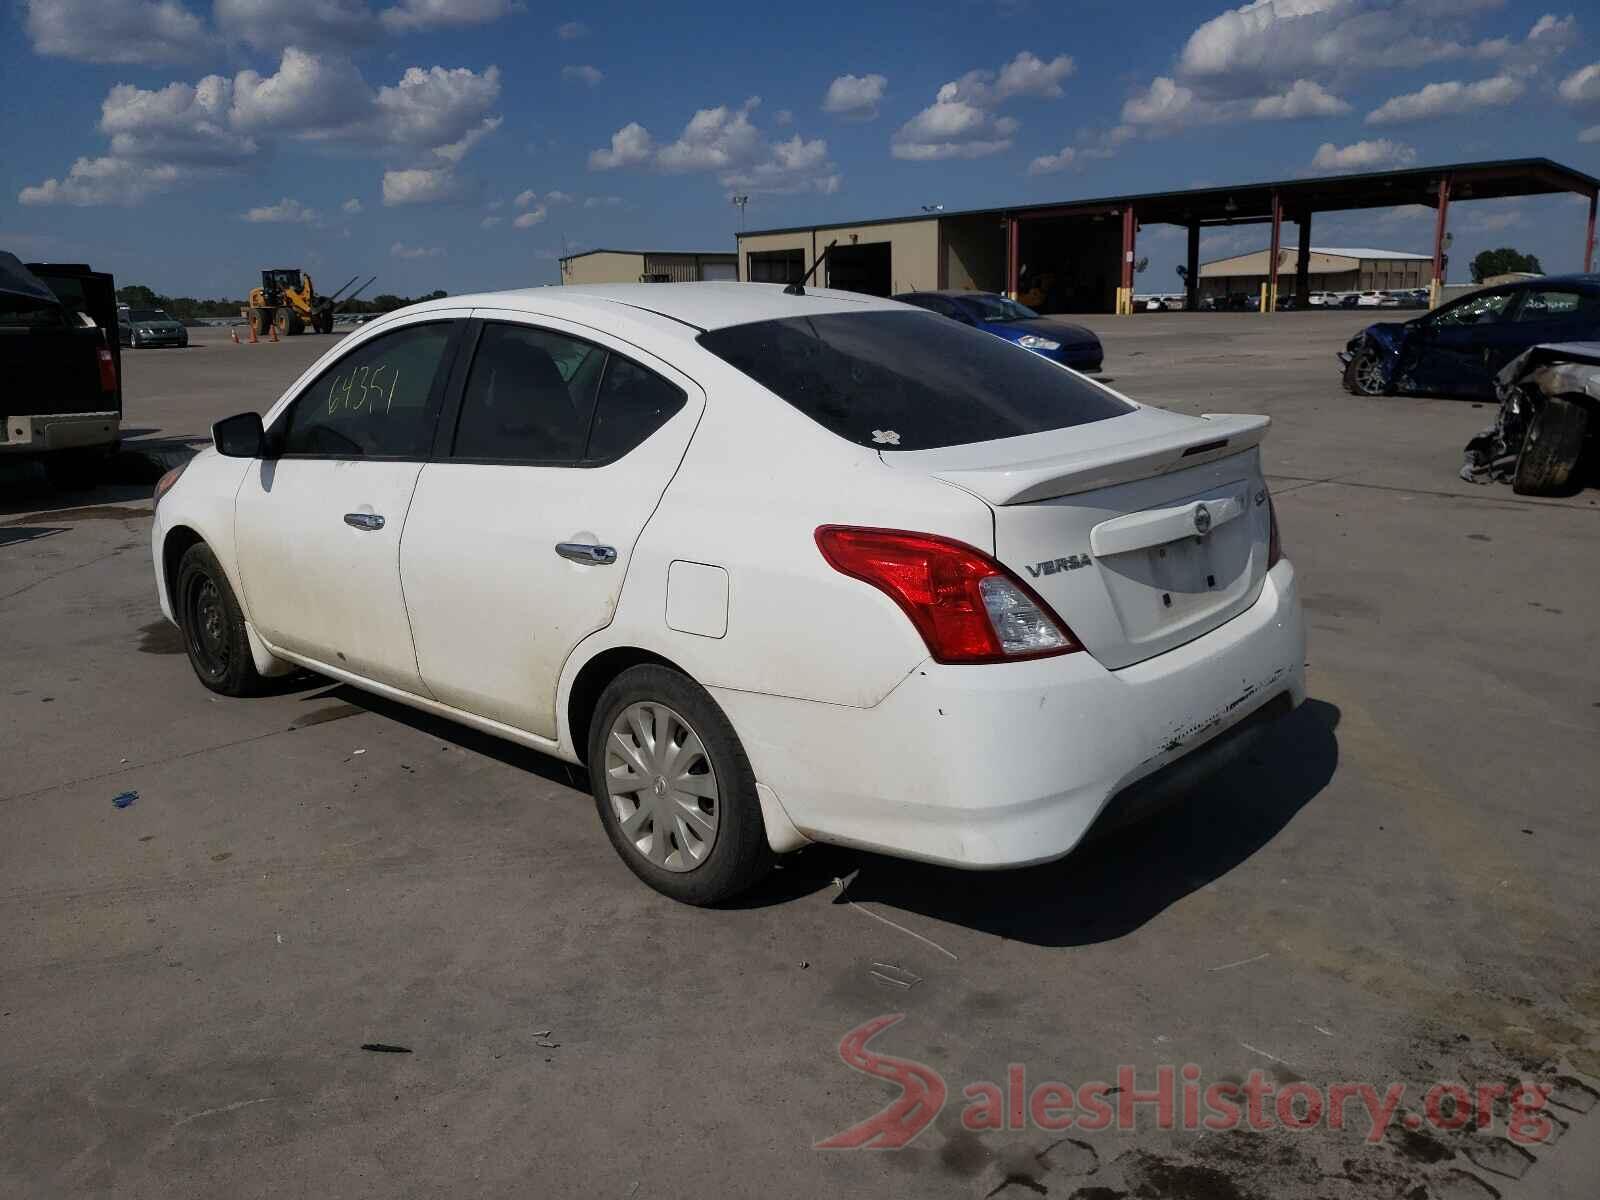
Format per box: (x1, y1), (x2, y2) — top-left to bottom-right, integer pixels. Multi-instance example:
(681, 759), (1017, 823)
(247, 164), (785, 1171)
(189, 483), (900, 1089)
(1339, 275), (1600, 399)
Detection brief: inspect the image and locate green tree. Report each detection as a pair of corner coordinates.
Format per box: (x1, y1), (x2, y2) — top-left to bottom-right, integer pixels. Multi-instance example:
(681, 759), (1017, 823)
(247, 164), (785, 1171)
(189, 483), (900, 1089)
(116, 284), (161, 307)
(1470, 247), (1544, 284)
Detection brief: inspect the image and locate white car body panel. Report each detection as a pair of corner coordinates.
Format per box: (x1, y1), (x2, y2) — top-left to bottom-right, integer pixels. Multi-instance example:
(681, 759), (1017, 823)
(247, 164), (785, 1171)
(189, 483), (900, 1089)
(152, 282), (1306, 867)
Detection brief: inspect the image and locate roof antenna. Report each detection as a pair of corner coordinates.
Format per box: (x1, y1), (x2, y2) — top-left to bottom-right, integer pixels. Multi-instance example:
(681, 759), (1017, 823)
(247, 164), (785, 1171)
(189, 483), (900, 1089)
(785, 239), (837, 296)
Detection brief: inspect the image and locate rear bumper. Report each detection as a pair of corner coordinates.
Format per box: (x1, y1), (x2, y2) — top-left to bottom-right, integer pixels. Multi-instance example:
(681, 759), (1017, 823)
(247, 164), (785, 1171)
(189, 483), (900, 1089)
(713, 559), (1305, 868)
(0, 413), (120, 454)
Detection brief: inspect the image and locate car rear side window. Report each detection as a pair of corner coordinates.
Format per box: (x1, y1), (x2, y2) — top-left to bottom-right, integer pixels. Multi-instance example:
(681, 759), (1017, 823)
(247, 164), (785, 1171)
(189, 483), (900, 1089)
(586, 356), (687, 463)
(697, 310), (1130, 452)
(452, 323), (606, 463)
(278, 322), (453, 458)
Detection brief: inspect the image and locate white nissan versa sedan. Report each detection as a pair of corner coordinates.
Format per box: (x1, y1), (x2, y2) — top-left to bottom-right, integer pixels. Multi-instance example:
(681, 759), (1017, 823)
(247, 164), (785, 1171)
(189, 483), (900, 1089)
(150, 283), (1305, 904)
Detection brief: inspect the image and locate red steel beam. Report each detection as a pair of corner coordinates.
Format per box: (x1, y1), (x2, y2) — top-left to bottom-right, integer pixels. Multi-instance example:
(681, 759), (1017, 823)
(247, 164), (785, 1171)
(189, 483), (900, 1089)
(1586, 191), (1597, 274)
(1430, 175), (1452, 307)
(1007, 215), (1019, 299)
(1266, 189), (1282, 313)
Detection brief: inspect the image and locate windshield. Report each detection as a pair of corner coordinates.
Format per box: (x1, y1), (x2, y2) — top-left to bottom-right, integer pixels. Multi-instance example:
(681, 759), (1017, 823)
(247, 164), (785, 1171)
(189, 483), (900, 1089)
(697, 310), (1131, 452)
(1426, 291), (1513, 328)
(956, 294), (1039, 323)
(128, 308), (172, 322)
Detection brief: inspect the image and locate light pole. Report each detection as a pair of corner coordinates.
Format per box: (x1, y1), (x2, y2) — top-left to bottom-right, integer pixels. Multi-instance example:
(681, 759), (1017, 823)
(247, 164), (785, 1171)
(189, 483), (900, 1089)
(730, 194), (749, 232)
(921, 204), (943, 213)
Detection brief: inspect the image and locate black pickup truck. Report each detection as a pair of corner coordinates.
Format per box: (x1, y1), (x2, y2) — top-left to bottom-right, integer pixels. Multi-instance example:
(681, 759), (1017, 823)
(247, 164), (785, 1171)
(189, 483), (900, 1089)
(1, 254), (122, 486)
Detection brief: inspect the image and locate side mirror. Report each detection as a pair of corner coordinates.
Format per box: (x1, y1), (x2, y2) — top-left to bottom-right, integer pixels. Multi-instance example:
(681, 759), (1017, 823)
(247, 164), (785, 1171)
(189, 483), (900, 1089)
(213, 411), (266, 458)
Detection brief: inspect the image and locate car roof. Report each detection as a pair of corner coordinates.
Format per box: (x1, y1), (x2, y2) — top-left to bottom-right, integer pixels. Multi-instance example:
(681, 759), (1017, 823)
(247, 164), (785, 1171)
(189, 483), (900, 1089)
(400, 281), (905, 335)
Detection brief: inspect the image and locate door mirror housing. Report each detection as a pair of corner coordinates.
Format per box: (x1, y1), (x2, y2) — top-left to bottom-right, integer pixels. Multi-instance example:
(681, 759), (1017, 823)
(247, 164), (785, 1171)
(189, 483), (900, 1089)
(213, 411), (266, 458)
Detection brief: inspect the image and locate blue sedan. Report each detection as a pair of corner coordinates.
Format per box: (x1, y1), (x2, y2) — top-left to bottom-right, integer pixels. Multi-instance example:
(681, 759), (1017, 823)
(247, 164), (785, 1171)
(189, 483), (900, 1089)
(893, 290), (1104, 372)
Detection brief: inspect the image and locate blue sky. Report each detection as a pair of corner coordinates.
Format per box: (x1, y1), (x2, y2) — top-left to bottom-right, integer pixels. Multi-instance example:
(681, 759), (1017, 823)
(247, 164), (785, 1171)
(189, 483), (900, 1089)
(4, 0), (1598, 297)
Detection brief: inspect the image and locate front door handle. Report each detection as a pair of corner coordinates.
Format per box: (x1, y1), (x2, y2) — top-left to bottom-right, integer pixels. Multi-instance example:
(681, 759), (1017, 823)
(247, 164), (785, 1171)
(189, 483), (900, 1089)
(344, 512), (386, 531)
(556, 542), (617, 565)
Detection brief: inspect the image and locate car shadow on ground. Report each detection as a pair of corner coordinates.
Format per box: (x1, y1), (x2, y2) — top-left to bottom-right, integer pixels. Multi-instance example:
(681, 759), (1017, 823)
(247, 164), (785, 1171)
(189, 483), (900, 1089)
(738, 698), (1341, 945)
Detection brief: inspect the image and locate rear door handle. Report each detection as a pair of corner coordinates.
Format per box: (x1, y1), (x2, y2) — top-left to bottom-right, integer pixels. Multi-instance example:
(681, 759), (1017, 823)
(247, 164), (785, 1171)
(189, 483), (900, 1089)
(556, 542), (617, 565)
(344, 512), (386, 531)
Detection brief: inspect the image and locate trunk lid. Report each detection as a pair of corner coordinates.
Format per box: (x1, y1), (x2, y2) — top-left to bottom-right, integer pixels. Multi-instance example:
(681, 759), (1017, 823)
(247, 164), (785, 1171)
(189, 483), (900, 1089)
(883, 409), (1274, 670)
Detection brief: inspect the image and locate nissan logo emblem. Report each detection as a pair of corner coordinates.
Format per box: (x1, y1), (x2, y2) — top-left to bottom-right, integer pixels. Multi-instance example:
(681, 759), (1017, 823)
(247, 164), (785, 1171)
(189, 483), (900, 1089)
(1193, 503), (1212, 536)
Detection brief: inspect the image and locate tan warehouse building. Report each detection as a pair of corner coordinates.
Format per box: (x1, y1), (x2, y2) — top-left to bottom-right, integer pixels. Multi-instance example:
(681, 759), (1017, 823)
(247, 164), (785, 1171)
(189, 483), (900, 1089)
(560, 249), (738, 285)
(1198, 247), (1431, 302)
(734, 157), (1597, 314)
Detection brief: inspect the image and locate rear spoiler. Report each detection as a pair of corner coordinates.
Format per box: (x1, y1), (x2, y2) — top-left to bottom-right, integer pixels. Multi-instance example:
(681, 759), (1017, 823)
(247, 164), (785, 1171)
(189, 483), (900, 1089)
(925, 413), (1270, 506)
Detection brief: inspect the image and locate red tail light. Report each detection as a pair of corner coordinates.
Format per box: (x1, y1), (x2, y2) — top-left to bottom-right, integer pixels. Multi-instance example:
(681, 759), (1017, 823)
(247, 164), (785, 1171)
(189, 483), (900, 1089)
(97, 344), (117, 394)
(815, 526), (1081, 664)
(1266, 492), (1283, 568)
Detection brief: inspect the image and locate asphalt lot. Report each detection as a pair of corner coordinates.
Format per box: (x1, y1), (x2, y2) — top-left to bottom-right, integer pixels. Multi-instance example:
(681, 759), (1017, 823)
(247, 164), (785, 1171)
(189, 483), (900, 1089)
(3, 315), (1598, 1199)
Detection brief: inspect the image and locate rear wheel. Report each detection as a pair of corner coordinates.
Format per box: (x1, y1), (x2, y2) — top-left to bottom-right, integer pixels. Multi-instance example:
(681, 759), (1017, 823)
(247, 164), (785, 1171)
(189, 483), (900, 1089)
(587, 665), (772, 905)
(1343, 349), (1389, 396)
(285, 311), (306, 336)
(1513, 395), (1589, 496)
(175, 543), (265, 697)
(252, 307), (274, 337)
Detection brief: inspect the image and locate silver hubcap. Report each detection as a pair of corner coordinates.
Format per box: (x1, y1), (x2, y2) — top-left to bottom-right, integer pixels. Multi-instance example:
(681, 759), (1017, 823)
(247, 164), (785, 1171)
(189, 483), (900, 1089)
(1355, 354), (1385, 395)
(605, 702), (719, 872)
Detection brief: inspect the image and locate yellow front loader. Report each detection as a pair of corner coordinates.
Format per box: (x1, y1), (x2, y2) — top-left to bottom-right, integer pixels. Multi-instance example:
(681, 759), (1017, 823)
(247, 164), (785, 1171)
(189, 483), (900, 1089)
(246, 269), (373, 337)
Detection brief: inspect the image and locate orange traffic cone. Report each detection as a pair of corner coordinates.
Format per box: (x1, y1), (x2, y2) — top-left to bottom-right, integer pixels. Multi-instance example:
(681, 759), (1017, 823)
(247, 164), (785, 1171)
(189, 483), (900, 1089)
(230, 328), (239, 344)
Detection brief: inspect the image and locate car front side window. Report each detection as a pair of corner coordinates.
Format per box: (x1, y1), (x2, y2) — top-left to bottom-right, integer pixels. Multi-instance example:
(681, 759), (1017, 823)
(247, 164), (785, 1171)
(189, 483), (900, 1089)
(1428, 291), (1514, 329)
(276, 322), (454, 458)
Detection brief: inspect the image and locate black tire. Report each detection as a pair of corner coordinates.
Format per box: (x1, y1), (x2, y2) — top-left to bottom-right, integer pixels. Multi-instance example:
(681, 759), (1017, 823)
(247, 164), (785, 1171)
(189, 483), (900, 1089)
(587, 665), (773, 905)
(252, 307), (273, 337)
(314, 310), (334, 335)
(1343, 349), (1389, 396)
(174, 543), (265, 697)
(1513, 395), (1589, 496)
(285, 311), (305, 336)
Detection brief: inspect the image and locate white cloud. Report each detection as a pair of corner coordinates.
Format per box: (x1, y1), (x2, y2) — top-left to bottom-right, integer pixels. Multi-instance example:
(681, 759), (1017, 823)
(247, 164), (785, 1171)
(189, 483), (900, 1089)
(243, 197), (320, 223)
(1365, 74), (1524, 124)
(513, 188), (538, 207)
(480, 215), (502, 228)
(562, 64), (604, 86)
(590, 101), (838, 193)
(19, 157), (182, 206)
(513, 207), (547, 228)
(1028, 146), (1077, 174)
(1309, 138), (1417, 172)
(230, 48), (374, 136)
(993, 51), (1075, 100)
(556, 19), (586, 39)
(213, 0), (380, 54)
(892, 51), (1072, 161)
(391, 241), (444, 258)
(822, 73), (887, 119)
(589, 122), (654, 169)
(22, 0), (211, 65)
(1122, 76), (1196, 127)
(343, 197), (363, 213)
(380, 0), (516, 33)
(372, 64), (503, 150)
(100, 75), (256, 166)
(657, 99), (764, 171)
(383, 166), (460, 205)
(774, 109), (793, 126)
(583, 194), (624, 208)
(431, 116), (502, 163)
(720, 133), (839, 194)
(1579, 124), (1600, 143)
(545, 190), (573, 204)
(1559, 62), (1600, 105)
(1251, 78), (1350, 119)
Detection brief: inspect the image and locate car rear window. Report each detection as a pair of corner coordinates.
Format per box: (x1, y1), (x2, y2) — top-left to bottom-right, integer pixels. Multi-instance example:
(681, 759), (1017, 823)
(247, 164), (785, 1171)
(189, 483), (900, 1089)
(697, 311), (1129, 452)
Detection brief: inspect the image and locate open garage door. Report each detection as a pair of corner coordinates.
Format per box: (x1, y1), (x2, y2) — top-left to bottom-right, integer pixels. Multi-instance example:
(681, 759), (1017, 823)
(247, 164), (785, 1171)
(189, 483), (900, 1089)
(826, 242), (892, 297)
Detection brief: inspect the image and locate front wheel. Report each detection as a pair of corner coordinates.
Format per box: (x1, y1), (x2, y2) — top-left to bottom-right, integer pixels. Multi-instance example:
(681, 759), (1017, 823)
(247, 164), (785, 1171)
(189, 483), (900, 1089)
(1343, 349), (1390, 396)
(587, 665), (773, 905)
(175, 543), (265, 697)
